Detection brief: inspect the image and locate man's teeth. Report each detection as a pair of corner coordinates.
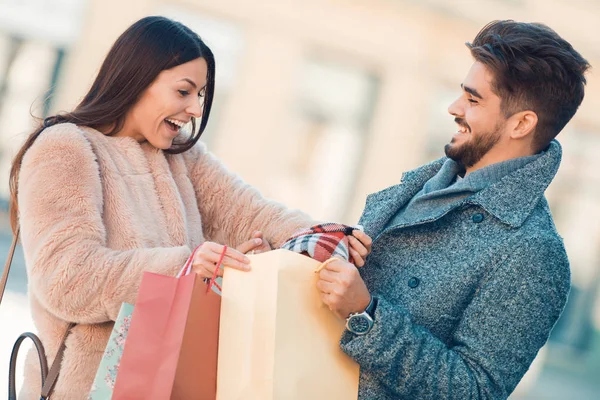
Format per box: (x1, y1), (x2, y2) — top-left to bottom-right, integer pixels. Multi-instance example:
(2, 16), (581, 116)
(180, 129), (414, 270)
(166, 118), (185, 128)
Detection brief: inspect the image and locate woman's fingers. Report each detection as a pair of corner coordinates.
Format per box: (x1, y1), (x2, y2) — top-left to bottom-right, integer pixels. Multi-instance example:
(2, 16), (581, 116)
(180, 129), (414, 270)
(237, 231), (273, 255)
(208, 242), (250, 263)
(236, 237), (264, 254)
(250, 231), (273, 254)
(192, 242), (251, 278)
(193, 258), (223, 278)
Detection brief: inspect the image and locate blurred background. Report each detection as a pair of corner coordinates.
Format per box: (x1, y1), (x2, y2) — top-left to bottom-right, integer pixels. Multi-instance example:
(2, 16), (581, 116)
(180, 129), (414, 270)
(0, 0), (598, 397)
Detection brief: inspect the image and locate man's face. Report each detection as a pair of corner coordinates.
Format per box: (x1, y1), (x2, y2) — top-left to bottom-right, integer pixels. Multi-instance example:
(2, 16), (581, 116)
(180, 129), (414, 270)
(445, 62), (509, 169)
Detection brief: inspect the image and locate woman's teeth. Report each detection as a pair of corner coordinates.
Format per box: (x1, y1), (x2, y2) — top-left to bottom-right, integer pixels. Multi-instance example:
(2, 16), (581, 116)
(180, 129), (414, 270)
(165, 118), (185, 129)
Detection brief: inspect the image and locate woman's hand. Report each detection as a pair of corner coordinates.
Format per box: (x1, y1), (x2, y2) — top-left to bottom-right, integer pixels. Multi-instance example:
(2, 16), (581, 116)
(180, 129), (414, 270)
(348, 230), (373, 267)
(192, 241), (251, 279)
(237, 231), (272, 255)
(191, 232), (272, 279)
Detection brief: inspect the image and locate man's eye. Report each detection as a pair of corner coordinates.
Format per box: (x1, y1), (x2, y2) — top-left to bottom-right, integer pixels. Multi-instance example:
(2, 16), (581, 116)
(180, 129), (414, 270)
(178, 90), (189, 96)
(468, 98), (478, 104)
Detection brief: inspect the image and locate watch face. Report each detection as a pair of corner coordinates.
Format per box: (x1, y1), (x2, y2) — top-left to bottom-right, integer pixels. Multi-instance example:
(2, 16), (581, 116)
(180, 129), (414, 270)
(348, 314), (371, 334)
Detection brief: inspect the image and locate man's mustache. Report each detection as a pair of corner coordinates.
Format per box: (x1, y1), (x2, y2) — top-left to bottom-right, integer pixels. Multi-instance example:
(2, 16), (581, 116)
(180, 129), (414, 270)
(455, 117), (471, 132)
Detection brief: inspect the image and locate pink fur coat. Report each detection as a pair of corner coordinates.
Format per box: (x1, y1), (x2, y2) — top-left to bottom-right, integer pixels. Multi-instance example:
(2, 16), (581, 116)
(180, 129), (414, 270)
(17, 123), (311, 399)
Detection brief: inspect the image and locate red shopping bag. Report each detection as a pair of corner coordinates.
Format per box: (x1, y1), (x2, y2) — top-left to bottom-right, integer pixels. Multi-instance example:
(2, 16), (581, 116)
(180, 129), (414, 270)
(112, 246), (224, 399)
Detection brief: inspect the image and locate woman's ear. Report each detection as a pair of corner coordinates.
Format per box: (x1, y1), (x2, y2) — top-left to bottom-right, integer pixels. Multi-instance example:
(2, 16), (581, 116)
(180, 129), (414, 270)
(510, 110), (538, 140)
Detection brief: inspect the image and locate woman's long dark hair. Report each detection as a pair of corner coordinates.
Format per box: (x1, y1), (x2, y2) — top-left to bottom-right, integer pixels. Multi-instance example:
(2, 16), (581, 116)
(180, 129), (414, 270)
(8, 16), (215, 232)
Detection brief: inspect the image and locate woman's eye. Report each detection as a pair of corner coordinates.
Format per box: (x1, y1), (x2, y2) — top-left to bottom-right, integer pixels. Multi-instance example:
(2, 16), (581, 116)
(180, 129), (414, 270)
(178, 90), (189, 96)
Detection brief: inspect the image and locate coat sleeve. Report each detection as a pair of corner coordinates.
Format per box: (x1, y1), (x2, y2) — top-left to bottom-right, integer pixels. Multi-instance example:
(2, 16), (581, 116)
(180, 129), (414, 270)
(18, 125), (192, 324)
(184, 142), (314, 249)
(340, 235), (570, 399)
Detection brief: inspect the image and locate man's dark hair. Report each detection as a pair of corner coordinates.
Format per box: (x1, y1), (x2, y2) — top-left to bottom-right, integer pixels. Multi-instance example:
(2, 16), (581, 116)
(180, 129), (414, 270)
(467, 20), (590, 151)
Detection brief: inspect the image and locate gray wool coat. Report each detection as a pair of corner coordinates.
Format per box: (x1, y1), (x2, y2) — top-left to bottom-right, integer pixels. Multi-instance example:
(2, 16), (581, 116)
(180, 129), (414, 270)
(340, 141), (570, 400)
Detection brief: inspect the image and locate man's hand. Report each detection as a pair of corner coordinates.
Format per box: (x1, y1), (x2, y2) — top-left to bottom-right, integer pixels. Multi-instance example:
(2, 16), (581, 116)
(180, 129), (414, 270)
(348, 230), (373, 267)
(316, 258), (371, 319)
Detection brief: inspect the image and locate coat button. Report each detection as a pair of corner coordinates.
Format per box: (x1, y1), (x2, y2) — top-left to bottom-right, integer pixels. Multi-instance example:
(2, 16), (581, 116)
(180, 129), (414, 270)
(472, 213), (484, 223)
(408, 277), (420, 288)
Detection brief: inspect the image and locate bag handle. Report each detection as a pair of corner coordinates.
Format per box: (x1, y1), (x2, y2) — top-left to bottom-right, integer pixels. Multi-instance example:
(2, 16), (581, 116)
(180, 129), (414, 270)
(0, 227), (20, 307)
(314, 257), (342, 273)
(2, 228), (74, 399)
(176, 244), (226, 293)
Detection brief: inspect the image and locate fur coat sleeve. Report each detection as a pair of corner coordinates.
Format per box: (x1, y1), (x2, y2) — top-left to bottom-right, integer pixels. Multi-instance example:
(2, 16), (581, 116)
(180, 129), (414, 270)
(18, 125), (192, 323)
(183, 142), (314, 249)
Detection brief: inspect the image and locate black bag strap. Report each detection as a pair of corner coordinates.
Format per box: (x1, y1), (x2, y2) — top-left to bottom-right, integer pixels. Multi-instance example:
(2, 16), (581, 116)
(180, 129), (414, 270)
(2, 228), (74, 399)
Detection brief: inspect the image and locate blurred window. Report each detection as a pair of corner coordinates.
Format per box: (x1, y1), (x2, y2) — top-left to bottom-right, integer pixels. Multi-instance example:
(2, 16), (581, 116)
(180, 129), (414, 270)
(277, 57), (379, 222)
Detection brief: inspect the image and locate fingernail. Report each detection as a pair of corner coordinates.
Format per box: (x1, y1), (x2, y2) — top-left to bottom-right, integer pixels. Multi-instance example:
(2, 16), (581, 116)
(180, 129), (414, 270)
(243, 256), (250, 263)
(254, 238), (262, 244)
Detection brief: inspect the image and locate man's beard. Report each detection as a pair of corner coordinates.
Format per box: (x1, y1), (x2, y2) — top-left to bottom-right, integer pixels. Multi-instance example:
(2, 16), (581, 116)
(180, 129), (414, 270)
(444, 118), (503, 169)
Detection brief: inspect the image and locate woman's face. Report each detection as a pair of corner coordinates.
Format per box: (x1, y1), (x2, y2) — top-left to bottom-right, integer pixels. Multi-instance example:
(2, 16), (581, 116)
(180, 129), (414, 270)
(119, 57), (208, 149)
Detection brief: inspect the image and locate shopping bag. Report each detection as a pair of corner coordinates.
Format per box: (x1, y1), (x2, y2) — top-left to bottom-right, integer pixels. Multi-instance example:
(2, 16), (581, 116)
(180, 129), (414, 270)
(112, 246), (223, 399)
(88, 303), (135, 399)
(217, 249), (359, 400)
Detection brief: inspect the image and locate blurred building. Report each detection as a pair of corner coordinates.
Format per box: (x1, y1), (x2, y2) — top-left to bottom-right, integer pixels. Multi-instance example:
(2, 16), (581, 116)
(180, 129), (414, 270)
(1, 0), (599, 398)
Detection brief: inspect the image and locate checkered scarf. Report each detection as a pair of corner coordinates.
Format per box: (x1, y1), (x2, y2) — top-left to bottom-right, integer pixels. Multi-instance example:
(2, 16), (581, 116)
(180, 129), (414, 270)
(280, 223), (362, 263)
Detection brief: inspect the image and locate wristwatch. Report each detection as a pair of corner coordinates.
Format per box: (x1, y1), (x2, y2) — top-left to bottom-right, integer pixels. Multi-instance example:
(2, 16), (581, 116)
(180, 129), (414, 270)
(345, 296), (378, 336)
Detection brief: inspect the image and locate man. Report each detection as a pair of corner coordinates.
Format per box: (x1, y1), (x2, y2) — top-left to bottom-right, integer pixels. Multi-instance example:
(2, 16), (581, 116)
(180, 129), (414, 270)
(316, 20), (590, 399)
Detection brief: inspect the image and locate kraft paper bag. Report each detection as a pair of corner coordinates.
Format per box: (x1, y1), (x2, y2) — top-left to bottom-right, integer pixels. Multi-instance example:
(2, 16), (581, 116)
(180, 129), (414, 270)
(112, 270), (221, 399)
(217, 249), (359, 400)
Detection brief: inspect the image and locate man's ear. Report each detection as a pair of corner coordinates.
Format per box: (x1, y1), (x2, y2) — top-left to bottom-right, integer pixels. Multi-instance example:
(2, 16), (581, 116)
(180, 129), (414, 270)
(510, 110), (538, 139)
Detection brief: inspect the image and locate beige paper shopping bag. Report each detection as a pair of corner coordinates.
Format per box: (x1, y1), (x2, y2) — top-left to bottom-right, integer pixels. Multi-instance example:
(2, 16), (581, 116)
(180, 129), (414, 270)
(217, 249), (359, 400)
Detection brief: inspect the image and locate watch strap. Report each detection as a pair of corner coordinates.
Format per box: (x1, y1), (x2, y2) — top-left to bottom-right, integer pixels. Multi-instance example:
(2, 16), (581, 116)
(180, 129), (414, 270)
(365, 295), (378, 319)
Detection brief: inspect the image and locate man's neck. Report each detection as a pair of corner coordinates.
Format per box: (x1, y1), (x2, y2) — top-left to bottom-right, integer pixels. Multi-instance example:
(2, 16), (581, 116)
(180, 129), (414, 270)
(465, 144), (535, 176)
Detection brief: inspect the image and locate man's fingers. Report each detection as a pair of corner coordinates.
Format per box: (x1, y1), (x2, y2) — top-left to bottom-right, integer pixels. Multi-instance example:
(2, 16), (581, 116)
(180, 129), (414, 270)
(348, 235), (369, 257)
(352, 230), (373, 250)
(316, 279), (335, 294)
(318, 268), (338, 283)
(319, 292), (344, 318)
(350, 248), (365, 267)
(320, 292), (336, 308)
(321, 258), (351, 273)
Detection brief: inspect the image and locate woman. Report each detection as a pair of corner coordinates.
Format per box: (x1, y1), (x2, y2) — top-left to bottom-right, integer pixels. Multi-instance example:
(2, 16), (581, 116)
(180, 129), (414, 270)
(10, 16), (371, 398)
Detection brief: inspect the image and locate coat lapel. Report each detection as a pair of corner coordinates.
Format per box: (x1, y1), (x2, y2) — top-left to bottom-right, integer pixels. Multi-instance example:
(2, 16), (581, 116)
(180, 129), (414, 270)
(360, 141), (562, 238)
(359, 158), (446, 239)
(143, 144), (189, 247)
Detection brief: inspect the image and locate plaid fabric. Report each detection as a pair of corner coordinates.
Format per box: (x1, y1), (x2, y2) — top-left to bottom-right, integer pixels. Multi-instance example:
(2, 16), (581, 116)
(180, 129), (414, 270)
(280, 223), (363, 263)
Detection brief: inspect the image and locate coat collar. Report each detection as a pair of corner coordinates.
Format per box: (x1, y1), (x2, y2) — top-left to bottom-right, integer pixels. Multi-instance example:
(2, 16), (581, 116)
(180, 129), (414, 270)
(359, 140), (562, 237)
(468, 140), (562, 228)
(359, 158), (445, 238)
